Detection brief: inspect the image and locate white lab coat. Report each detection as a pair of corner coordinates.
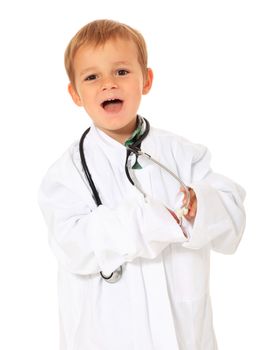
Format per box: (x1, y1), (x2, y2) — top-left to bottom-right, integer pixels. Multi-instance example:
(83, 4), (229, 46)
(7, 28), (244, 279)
(38, 123), (246, 350)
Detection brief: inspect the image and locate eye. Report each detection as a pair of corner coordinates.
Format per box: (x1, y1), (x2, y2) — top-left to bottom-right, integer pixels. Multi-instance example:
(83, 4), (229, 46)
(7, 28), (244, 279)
(84, 74), (97, 81)
(116, 69), (129, 76)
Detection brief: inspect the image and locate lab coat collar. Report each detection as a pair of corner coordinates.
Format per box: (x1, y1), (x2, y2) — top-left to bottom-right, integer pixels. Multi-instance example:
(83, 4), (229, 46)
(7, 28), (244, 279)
(88, 123), (128, 167)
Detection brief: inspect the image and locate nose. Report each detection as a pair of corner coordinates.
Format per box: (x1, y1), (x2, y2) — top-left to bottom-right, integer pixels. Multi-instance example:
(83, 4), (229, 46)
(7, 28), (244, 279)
(101, 76), (118, 91)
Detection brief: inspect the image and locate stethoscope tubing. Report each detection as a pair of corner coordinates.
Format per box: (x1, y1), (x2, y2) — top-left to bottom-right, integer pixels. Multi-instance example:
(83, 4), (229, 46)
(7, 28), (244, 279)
(79, 127), (102, 207)
(79, 117), (190, 283)
(126, 146), (191, 213)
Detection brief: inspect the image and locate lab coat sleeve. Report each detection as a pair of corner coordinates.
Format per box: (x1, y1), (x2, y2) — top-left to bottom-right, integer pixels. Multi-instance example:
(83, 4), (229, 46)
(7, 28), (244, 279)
(182, 146), (246, 254)
(38, 152), (187, 276)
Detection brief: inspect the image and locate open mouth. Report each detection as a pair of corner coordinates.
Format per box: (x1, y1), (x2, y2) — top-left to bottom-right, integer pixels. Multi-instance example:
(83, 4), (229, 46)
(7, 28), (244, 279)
(101, 98), (124, 113)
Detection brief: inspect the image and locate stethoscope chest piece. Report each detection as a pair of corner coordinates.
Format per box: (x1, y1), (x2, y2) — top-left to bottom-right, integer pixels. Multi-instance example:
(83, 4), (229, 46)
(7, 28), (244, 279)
(100, 266), (123, 283)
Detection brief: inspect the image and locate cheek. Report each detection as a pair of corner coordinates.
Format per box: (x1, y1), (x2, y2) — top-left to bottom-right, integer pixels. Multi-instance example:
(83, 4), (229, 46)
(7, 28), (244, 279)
(129, 79), (144, 96)
(79, 89), (95, 105)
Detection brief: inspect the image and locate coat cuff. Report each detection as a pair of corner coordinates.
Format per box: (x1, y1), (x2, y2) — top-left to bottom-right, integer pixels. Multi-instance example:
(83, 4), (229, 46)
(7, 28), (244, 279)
(182, 182), (234, 250)
(142, 195), (189, 244)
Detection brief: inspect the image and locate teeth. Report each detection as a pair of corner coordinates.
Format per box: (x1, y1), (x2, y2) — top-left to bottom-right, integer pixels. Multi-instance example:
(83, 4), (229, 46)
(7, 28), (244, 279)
(101, 98), (122, 108)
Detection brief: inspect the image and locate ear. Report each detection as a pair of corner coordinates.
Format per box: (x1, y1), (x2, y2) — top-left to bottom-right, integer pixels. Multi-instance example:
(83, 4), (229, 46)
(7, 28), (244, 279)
(68, 83), (83, 106)
(142, 68), (153, 95)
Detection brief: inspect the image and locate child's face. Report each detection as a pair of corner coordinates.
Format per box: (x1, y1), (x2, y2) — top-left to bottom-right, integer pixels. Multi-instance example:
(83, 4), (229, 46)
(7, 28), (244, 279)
(68, 38), (153, 143)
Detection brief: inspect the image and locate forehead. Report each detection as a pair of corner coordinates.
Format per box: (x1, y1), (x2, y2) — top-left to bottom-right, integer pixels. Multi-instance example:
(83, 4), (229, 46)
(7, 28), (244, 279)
(73, 38), (139, 71)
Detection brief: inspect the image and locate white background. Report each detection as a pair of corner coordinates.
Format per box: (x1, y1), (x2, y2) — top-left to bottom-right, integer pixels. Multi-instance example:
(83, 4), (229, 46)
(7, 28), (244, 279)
(0, 0), (260, 349)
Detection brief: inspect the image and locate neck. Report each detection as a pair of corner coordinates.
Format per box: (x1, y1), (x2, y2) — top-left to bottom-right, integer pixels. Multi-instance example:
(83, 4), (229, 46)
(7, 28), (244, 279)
(98, 117), (138, 144)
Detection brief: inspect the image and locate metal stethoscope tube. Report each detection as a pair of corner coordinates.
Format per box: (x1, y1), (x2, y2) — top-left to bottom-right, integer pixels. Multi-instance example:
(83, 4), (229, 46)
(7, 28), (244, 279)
(126, 146), (191, 219)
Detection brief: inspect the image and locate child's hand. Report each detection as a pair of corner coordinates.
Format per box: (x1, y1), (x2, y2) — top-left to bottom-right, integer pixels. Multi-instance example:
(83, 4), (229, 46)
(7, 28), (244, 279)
(165, 207), (188, 238)
(180, 187), (197, 222)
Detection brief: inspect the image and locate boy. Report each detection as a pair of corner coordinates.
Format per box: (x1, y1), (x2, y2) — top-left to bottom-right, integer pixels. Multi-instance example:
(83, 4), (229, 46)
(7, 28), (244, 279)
(38, 19), (246, 350)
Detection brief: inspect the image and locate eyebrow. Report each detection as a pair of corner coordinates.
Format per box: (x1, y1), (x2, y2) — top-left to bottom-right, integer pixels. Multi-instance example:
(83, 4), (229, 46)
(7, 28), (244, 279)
(80, 61), (132, 76)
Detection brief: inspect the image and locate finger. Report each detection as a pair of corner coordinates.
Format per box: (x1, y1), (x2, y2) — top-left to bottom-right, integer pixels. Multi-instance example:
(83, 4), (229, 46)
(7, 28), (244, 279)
(188, 189), (196, 208)
(185, 198), (197, 220)
(188, 201), (197, 218)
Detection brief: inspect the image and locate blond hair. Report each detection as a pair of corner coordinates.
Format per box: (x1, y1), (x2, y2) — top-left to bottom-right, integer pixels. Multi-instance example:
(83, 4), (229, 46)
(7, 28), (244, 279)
(64, 19), (148, 87)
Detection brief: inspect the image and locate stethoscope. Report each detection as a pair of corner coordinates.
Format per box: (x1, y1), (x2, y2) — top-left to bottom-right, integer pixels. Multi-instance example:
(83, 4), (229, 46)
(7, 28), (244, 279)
(79, 117), (190, 283)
